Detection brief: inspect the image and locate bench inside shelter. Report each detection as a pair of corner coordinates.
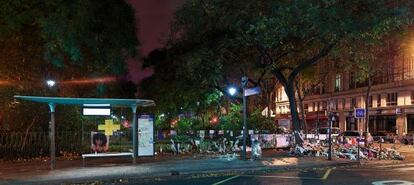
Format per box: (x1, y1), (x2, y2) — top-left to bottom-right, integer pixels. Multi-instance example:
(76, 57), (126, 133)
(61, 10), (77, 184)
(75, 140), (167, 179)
(82, 152), (134, 166)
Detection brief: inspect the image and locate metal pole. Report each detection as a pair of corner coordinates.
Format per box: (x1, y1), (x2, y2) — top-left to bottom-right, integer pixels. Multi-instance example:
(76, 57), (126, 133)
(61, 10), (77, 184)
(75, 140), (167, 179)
(328, 113), (332, 160)
(357, 139), (360, 161)
(379, 138), (382, 160)
(316, 109), (319, 139)
(242, 76), (248, 161)
(242, 85), (247, 160)
(81, 122), (84, 147)
(131, 105), (138, 163)
(48, 103), (56, 170)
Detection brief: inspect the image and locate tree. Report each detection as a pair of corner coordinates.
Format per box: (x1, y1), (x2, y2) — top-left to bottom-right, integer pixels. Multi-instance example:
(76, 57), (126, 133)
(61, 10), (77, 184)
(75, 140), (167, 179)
(0, 0), (140, 131)
(294, 67), (328, 134)
(170, 0), (409, 144)
(341, 27), (409, 137)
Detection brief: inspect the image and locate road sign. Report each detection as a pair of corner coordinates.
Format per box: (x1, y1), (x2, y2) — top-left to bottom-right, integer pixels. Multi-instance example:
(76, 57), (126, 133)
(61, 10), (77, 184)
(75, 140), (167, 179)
(244, 87), (261, 96)
(396, 108), (402, 114)
(354, 108), (365, 118)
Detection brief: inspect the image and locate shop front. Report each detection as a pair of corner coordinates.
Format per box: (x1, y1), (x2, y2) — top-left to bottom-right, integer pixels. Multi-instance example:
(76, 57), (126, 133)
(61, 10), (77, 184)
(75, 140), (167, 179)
(369, 115), (396, 133)
(368, 109), (397, 134)
(346, 116), (357, 131)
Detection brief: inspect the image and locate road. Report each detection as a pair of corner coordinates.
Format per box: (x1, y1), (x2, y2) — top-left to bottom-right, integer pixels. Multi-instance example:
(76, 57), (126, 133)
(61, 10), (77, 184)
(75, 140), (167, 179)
(109, 163), (414, 185)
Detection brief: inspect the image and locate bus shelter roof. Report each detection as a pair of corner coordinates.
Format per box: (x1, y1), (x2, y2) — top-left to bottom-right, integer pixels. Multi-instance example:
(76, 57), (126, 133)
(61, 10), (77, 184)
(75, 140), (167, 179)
(14, 95), (155, 107)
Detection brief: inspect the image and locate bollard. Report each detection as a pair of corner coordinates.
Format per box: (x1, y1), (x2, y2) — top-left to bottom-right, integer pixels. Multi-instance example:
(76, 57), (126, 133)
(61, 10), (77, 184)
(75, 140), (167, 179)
(357, 138), (360, 161)
(379, 137), (384, 160)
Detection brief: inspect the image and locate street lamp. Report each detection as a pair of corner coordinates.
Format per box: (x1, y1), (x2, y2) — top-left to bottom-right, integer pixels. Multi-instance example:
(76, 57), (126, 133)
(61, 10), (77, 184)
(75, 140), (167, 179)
(227, 77), (249, 160)
(228, 87), (237, 96)
(46, 80), (56, 87)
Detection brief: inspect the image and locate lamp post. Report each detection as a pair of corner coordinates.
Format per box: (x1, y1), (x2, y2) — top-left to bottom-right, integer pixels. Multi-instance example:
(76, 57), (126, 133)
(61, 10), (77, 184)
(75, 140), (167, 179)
(241, 76), (248, 161)
(227, 76), (249, 160)
(328, 112), (334, 160)
(46, 80), (56, 88)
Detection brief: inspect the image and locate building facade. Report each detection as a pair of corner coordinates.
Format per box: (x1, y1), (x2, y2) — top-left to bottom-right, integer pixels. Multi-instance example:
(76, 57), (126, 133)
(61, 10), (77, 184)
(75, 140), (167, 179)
(275, 37), (414, 136)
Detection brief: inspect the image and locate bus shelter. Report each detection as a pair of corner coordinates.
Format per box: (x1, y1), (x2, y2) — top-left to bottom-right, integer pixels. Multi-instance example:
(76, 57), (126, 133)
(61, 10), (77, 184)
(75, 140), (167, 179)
(14, 95), (155, 170)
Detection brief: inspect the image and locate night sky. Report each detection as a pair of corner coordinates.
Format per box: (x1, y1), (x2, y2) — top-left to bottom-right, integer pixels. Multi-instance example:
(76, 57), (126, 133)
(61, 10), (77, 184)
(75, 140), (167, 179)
(126, 0), (183, 85)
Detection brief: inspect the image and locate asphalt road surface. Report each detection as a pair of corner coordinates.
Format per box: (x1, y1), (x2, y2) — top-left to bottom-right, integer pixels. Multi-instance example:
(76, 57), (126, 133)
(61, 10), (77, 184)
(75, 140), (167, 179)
(109, 163), (414, 185)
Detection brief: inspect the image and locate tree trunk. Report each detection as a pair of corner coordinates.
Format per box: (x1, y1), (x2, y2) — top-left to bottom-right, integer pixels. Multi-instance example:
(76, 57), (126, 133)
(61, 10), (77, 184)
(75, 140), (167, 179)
(298, 98), (307, 135)
(364, 76), (372, 146)
(267, 92), (272, 118)
(295, 80), (308, 136)
(21, 115), (37, 149)
(285, 82), (303, 145)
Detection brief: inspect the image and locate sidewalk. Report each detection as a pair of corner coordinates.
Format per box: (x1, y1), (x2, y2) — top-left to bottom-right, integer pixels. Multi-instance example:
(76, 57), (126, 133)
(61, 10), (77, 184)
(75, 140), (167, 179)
(1, 146), (411, 185)
(0, 154), (358, 185)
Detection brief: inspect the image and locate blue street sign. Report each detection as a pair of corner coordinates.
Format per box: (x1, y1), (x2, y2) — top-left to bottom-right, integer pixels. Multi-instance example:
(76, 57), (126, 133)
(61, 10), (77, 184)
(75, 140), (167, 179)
(244, 87), (261, 97)
(355, 108), (365, 118)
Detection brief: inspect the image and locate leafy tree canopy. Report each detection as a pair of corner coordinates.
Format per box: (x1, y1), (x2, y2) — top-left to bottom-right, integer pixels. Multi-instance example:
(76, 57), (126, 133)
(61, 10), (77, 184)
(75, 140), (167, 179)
(168, 0), (410, 143)
(0, 0), (140, 131)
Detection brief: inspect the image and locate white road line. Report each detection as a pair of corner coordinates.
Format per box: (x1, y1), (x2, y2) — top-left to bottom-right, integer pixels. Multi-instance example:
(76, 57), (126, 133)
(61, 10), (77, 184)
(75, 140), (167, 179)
(239, 168), (333, 181)
(241, 174), (321, 180)
(212, 175), (240, 185)
(321, 168), (332, 180)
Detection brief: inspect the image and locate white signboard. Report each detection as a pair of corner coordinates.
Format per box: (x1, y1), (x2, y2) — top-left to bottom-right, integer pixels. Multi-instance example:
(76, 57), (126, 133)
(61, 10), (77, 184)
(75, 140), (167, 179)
(138, 115), (154, 156)
(82, 107), (111, 116)
(244, 87), (261, 97)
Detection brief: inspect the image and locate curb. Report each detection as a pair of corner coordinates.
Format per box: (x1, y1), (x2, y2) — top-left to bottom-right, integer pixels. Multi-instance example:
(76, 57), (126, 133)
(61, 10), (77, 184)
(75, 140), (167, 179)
(1, 160), (360, 185)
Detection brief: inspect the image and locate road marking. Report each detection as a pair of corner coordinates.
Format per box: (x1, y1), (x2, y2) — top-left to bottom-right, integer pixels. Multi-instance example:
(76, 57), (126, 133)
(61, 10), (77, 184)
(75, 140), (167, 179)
(212, 175), (240, 185)
(240, 168), (333, 181)
(241, 174), (321, 180)
(372, 180), (414, 185)
(321, 168), (332, 180)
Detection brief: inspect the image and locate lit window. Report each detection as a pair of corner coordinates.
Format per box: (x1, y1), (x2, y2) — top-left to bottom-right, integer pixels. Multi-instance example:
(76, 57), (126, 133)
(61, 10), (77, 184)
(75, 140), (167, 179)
(411, 91), (414, 105)
(335, 74), (342, 92)
(377, 94), (381, 107)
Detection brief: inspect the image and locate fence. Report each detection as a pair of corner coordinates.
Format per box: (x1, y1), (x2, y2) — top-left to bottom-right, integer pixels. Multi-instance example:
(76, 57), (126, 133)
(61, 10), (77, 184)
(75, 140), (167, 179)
(0, 129), (293, 160)
(4, 130), (409, 160)
(0, 131), (79, 160)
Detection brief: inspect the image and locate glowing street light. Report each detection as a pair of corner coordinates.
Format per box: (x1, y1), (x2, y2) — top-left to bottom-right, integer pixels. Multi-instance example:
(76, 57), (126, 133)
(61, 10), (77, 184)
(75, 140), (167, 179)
(46, 80), (56, 87)
(226, 77), (249, 161)
(227, 87), (237, 96)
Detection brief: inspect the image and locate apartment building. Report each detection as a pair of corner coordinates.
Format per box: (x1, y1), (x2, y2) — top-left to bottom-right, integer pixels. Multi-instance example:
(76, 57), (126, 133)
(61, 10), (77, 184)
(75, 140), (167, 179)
(275, 38), (414, 136)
